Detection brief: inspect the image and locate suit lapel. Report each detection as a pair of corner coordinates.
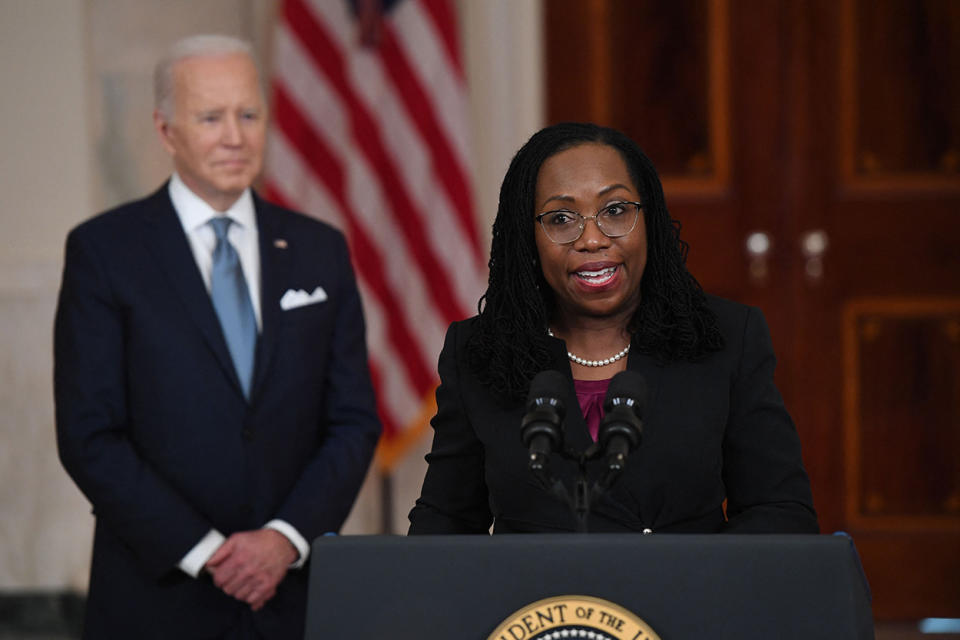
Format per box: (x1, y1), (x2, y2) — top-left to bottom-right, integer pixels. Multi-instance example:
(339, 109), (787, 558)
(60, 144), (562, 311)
(141, 185), (245, 397)
(250, 196), (291, 402)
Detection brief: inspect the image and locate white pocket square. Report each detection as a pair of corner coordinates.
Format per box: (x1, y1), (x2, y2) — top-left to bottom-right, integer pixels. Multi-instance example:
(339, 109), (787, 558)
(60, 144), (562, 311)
(280, 286), (328, 310)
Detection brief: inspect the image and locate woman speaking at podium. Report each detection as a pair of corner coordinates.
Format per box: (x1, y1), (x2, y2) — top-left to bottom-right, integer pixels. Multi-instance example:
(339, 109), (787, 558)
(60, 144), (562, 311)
(408, 123), (818, 535)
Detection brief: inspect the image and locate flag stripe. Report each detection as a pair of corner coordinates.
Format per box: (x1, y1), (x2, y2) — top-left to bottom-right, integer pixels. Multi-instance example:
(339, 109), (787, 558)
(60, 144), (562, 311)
(378, 24), (482, 263)
(270, 31), (450, 361)
(419, 0), (463, 76)
(391, 0), (472, 171)
(271, 86), (436, 394)
(283, 0), (465, 325)
(310, 0), (472, 202)
(266, 0), (484, 468)
(279, 27), (483, 317)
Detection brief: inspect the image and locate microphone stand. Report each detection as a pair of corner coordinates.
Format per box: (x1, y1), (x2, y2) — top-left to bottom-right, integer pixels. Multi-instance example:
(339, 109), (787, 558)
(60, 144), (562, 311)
(530, 442), (624, 533)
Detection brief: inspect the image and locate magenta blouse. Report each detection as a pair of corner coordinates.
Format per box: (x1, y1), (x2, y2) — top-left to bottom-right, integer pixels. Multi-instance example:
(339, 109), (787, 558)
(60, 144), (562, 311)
(573, 377), (612, 441)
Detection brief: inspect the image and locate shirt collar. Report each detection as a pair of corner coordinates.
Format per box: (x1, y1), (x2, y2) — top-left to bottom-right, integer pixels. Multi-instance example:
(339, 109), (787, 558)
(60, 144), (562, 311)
(168, 172), (256, 233)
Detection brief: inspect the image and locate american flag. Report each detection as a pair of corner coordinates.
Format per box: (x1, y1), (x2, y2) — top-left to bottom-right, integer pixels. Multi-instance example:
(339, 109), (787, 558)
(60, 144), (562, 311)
(263, 0), (486, 470)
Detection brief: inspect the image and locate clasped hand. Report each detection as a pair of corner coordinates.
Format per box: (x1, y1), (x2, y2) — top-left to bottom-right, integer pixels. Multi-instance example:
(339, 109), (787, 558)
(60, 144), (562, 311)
(205, 529), (298, 611)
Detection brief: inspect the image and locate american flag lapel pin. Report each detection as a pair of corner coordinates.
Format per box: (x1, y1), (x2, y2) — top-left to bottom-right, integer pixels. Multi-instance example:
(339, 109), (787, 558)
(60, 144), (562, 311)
(273, 238), (288, 249)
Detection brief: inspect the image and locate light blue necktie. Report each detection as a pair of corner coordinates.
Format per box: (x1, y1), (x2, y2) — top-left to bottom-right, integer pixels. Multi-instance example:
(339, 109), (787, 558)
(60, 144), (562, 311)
(209, 217), (257, 399)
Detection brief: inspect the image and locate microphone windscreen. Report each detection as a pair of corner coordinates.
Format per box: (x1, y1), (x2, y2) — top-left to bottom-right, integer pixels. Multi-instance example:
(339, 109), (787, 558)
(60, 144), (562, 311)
(527, 370), (568, 404)
(604, 370), (647, 413)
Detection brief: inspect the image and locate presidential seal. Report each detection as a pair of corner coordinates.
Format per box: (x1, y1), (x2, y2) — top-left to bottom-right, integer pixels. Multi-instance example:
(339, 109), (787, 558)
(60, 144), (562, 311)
(487, 595), (661, 640)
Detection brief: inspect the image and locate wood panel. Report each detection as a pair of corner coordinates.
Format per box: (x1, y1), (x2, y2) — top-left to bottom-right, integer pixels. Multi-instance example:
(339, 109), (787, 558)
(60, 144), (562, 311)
(546, 0), (731, 197)
(796, 0), (960, 618)
(840, 0), (960, 192)
(844, 299), (960, 528)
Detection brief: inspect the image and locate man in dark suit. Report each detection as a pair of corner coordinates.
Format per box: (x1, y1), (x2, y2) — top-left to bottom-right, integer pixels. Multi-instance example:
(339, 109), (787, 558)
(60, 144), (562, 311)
(54, 34), (381, 639)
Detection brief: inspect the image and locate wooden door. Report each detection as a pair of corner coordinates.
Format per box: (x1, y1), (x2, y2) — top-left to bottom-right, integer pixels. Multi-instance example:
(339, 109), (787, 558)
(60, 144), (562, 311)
(546, 0), (960, 619)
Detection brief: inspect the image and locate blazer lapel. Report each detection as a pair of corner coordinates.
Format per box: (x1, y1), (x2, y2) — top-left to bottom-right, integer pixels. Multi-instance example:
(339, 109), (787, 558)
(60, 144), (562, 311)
(140, 185), (245, 397)
(593, 343), (665, 529)
(249, 197), (291, 402)
(544, 336), (594, 453)
(624, 344), (664, 416)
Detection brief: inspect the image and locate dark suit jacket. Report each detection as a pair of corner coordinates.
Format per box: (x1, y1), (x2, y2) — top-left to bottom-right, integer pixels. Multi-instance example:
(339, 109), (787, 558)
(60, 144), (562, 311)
(409, 296), (818, 535)
(54, 185), (381, 639)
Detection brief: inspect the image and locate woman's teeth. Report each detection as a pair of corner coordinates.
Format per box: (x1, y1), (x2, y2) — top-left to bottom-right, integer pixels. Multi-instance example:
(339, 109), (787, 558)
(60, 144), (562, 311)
(576, 266), (617, 284)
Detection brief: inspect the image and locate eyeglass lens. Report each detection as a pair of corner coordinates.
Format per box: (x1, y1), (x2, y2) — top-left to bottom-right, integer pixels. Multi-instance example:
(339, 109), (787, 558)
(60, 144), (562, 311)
(539, 202), (639, 243)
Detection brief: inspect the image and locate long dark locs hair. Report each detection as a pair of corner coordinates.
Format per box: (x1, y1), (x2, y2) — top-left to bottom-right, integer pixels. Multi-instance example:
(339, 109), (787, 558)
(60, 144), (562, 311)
(467, 122), (723, 402)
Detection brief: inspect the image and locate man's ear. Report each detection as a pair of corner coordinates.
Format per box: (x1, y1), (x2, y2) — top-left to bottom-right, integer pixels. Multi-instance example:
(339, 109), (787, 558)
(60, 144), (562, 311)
(154, 109), (176, 156)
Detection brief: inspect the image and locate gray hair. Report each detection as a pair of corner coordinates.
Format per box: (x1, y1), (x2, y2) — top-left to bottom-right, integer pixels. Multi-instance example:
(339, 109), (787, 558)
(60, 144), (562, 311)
(154, 34), (259, 121)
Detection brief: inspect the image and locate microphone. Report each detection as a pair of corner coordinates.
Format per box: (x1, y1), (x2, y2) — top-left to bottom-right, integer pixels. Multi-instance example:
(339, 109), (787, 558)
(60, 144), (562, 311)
(520, 371), (567, 471)
(598, 371), (646, 473)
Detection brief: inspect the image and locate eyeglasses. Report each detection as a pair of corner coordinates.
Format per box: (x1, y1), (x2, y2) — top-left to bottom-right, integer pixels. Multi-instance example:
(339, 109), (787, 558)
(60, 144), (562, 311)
(535, 201), (642, 244)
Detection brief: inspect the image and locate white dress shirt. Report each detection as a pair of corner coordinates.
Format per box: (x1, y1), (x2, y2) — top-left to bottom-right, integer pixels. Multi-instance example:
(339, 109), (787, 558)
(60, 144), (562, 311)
(168, 173), (309, 577)
(169, 172), (262, 328)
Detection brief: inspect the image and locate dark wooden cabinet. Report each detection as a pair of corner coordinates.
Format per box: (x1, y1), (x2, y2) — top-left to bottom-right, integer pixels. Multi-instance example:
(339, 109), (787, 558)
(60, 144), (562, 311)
(546, 0), (960, 619)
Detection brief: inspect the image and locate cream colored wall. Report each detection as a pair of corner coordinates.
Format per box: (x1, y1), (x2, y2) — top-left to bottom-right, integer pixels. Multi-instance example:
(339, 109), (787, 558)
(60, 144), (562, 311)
(1, 0), (95, 591)
(458, 0), (544, 238)
(0, 0), (542, 590)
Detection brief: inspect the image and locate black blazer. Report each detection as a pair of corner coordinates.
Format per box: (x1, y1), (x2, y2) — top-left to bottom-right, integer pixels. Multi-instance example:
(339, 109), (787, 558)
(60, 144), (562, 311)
(54, 185), (381, 639)
(409, 296), (818, 535)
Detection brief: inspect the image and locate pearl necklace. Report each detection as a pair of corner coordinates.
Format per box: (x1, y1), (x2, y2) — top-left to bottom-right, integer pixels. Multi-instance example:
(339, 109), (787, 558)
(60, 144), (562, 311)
(547, 329), (630, 367)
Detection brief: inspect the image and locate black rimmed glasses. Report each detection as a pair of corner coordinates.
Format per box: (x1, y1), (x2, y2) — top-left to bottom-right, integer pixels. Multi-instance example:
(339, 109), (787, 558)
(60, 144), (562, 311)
(535, 201), (642, 245)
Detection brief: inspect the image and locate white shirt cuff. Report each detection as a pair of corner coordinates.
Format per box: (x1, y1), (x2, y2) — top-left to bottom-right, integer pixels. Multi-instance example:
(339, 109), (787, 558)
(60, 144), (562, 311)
(178, 529), (226, 578)
(264, 519), (310, 569)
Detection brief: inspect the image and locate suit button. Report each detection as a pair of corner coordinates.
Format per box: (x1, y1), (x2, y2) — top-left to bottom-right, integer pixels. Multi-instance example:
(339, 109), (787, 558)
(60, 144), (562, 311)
(242, 428), (254, 441)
